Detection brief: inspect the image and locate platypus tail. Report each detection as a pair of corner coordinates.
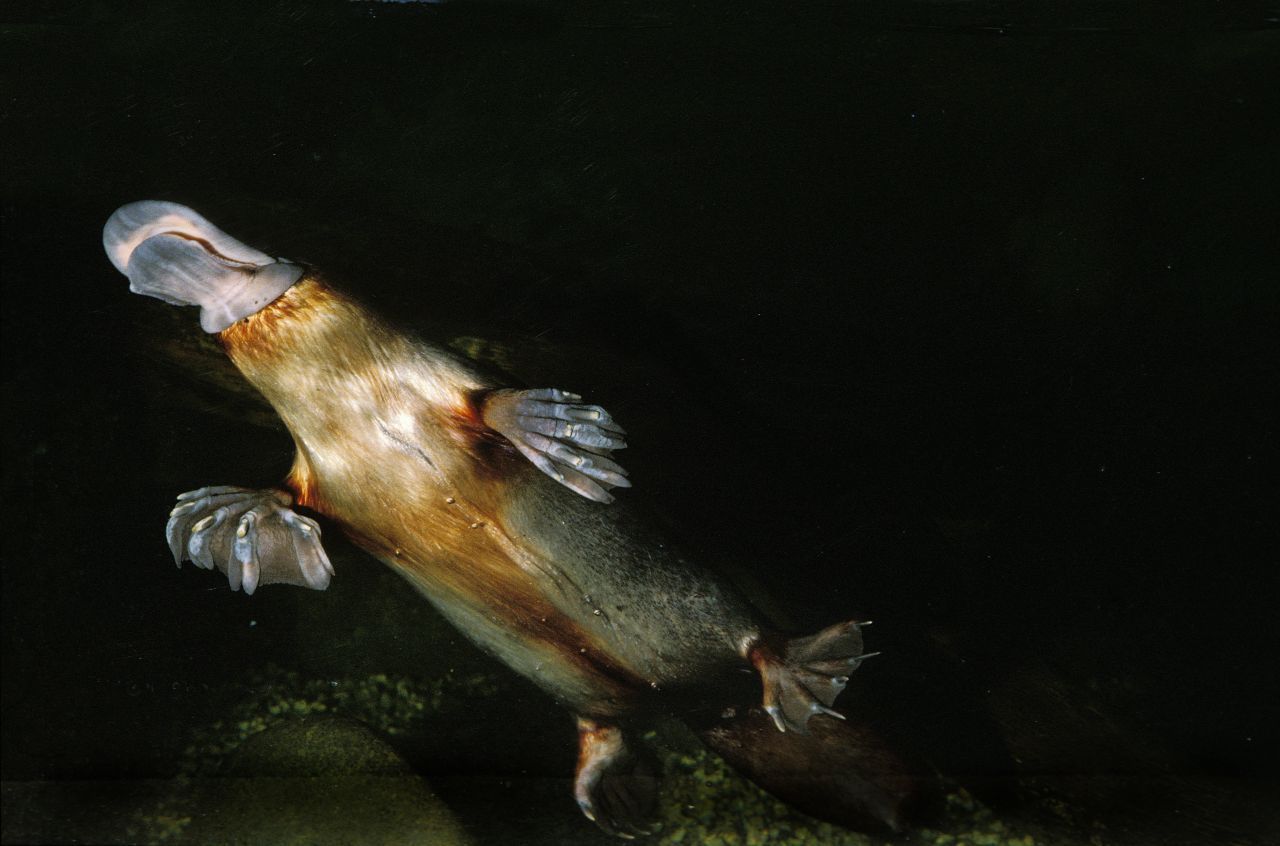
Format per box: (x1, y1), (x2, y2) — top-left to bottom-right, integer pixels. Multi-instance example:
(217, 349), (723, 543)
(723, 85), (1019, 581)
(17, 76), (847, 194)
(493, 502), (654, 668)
(696, 622), (939, 833)
(697, 707), (935, 833)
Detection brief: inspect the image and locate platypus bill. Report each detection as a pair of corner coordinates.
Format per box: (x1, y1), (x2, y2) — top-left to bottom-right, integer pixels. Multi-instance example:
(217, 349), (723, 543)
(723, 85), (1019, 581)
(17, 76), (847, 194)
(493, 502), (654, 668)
(103, 200), (927, 837)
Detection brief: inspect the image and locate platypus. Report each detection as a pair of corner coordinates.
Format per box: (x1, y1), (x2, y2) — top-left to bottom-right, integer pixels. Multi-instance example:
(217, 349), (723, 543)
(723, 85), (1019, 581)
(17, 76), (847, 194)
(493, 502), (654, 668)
(103, 201), (926, 836)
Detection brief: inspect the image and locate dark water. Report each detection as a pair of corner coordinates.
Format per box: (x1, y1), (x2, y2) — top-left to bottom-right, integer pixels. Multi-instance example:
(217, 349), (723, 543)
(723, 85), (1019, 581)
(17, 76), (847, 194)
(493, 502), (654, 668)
(3, 2), (1278, 844)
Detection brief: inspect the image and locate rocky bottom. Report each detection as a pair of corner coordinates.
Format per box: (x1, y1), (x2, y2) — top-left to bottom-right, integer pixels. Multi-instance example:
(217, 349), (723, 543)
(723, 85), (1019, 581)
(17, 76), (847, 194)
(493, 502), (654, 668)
(5, 665), (1262, 846)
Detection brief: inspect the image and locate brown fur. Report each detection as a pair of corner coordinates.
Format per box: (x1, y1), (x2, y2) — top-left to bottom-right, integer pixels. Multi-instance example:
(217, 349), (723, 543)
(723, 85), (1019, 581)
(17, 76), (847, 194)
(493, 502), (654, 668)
(219, 275), (646, 712)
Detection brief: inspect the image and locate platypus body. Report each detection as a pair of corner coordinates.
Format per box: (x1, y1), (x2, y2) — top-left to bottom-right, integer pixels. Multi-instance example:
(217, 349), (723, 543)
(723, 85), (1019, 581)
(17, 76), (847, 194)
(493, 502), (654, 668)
(104, 201), (926, 836)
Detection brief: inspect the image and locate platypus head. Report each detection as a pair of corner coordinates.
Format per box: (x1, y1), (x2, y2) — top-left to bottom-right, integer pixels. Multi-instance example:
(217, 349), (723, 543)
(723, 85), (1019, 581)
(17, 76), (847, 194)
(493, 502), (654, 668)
(103, 201), (304, 333)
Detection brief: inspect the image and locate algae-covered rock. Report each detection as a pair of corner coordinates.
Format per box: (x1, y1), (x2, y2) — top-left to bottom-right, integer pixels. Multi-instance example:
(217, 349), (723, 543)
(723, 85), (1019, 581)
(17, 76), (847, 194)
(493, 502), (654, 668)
(227, 715), (411, 778)
(132, 669), (496, 845)
(168, 716), (471, 846)
(182, 771), (468, 846)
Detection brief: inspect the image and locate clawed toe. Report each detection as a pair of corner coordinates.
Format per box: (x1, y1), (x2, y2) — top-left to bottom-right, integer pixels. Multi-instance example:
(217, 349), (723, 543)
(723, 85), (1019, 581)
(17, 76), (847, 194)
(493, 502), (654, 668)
(166, 486), (333, 594)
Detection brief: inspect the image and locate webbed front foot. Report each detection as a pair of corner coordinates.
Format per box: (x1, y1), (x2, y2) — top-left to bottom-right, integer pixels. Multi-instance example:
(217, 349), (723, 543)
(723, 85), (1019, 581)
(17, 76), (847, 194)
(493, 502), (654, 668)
(749, 620), (878, 734)
(573, 717), (659, 839)
(166, 486), (334, 594)
(482, 387), (630, 503)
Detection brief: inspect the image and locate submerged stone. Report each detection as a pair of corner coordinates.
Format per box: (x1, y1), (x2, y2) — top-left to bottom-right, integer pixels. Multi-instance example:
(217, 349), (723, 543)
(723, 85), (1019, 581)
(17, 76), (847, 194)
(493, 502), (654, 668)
(144, 716), (472, 846)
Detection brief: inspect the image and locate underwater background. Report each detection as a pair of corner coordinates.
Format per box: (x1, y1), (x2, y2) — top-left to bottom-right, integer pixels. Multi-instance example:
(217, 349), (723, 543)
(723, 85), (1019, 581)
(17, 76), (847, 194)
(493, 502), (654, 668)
(2, 1), (1277, 844)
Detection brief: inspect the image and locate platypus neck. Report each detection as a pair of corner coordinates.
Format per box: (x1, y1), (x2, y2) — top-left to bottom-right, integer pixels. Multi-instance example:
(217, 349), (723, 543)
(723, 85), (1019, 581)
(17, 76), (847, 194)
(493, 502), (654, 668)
(218, 276), (492, 478)
(222, 276), (482, 404)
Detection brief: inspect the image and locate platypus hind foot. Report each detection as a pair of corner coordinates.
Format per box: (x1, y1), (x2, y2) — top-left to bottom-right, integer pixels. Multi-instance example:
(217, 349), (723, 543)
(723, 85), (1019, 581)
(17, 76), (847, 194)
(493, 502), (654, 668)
(573, 717), (659, 839)
(166, 486), (334, 595)
(749, 620), (876, 734)
(482, 387), (631, 503)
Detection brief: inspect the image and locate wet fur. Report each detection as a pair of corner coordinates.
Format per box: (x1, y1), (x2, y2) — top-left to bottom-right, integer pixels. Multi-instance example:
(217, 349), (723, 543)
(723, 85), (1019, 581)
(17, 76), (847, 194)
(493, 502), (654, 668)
(220, 276), (760, 716)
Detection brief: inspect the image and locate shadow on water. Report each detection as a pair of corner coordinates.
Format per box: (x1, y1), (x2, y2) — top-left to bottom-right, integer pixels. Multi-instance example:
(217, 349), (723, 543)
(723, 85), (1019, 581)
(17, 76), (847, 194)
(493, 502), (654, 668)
(3, 1), (1279, 844)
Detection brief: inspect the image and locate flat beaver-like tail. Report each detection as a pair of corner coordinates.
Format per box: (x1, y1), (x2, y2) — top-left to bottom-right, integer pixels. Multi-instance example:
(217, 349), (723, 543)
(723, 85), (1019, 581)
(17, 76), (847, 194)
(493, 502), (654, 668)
(697, 706), (937, 834)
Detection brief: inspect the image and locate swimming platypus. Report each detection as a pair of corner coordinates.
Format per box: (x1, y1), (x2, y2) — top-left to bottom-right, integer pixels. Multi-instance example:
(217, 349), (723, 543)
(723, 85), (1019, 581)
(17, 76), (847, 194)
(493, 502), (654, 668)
(103, 201), (925, 836)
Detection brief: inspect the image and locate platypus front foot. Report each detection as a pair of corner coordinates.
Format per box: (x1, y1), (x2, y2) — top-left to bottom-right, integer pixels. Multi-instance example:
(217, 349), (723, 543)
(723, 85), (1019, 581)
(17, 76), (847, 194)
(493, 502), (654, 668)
(165, 486), (334, 595)
(573, 717), (659, 839)
(748, 620), (878, 734)
(482, 387), (631, 504)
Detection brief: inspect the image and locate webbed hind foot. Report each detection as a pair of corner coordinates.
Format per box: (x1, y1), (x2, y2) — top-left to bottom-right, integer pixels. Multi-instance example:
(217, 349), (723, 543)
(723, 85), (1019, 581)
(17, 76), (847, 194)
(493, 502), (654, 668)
(573, 717), (659, 839)
(482, 387), (630, 503)
(748, 620), (877, 733)
(166, 486), (334, 594)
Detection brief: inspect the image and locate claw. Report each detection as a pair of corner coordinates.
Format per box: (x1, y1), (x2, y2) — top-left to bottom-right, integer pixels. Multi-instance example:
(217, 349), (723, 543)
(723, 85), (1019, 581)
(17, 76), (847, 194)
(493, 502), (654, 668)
(187, 510), (226, 570)
(166, 510), (193, 566)
(176, 485), (248, 502)
(284, 511), (334, 587)
(812, 703), (846, 720)
(230, 508), (262, 594)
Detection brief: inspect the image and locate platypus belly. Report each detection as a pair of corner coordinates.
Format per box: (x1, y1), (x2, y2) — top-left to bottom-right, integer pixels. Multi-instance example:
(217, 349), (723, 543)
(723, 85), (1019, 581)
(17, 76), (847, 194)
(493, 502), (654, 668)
(104, 201), (922, 837)
(266, 338), (759, 714)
